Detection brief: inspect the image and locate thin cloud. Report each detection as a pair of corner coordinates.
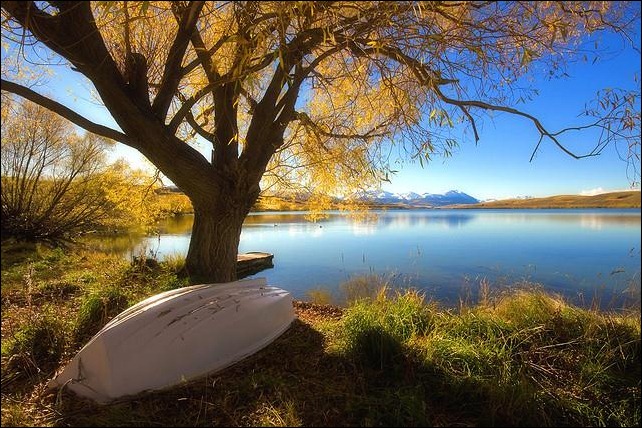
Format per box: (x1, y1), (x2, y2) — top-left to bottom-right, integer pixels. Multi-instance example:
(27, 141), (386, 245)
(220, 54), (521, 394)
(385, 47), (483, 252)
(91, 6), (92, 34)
(579, 187), (606, 196)
(579, 187), (640, 196)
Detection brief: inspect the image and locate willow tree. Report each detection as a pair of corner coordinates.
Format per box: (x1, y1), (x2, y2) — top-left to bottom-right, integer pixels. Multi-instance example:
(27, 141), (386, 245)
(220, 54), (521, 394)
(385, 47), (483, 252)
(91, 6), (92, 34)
(1, 2), (639, 282)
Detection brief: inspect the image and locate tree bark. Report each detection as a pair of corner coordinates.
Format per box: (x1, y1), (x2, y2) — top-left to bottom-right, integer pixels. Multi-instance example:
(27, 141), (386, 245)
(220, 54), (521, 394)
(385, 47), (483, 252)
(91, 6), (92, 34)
(183, 191), (254, 284)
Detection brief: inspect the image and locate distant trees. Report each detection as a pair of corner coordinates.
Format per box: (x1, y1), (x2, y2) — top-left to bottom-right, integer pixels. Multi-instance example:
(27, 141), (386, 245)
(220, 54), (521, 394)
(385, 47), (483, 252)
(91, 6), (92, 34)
(1, 97), (162, 243)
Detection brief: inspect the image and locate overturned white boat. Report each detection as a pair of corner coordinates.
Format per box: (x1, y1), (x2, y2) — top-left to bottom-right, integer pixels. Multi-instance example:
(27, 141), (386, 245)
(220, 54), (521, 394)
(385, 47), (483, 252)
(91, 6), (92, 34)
(48, 278), (295, 403)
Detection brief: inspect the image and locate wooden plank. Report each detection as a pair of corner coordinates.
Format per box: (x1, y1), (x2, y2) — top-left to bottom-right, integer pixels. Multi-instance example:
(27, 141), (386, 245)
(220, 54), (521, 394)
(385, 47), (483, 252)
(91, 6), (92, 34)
(237, 252), (274, 278)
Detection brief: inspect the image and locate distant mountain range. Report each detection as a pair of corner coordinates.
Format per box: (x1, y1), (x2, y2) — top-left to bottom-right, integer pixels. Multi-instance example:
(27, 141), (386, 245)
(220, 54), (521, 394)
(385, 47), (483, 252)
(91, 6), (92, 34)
(159, 185), (480, 206)
(160, 186), (639, 210)
(357, 190), (479, 207)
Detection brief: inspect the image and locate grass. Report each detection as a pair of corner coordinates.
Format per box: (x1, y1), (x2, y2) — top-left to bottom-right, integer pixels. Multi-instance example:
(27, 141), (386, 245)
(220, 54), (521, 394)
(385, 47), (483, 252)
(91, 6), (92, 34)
(73, 286), (130, 343)
(1, 244), (640, 426)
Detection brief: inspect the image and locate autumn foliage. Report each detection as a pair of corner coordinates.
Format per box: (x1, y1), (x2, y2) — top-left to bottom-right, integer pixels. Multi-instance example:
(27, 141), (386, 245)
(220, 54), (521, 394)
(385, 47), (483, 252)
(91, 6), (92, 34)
(1, 1), (639, 281)
(0, 97), (179, 242)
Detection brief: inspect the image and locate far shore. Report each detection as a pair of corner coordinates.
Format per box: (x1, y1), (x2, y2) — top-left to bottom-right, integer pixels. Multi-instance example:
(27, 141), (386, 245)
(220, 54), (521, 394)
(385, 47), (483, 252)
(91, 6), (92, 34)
(155, 190), (641, 215)
(446, 190), (640, 210)
(253, 190), (641, 211)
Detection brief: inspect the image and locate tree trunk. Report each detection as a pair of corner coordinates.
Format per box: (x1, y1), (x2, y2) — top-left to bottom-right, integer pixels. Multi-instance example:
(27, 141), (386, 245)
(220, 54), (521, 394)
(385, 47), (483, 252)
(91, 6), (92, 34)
(183, 203), (248, 284)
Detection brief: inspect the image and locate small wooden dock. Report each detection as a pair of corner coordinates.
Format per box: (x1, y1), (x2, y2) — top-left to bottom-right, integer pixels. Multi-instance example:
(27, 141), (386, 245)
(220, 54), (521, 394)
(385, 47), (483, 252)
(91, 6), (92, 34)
(237, 252), (274, 278)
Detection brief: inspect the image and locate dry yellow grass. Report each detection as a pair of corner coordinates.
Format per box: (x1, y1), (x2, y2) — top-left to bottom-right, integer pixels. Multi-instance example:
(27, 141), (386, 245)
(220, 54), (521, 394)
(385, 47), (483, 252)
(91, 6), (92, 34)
(454, 191), (640, 209)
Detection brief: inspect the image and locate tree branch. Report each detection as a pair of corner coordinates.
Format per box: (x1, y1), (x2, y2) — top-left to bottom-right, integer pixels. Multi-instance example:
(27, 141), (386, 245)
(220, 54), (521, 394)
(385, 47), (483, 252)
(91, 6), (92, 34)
(152, 1), (205, 119)
(352, 38), (590, 160)
(433, 86), (584, 159)
(186, 111), (216, 141)
(2, 1), (124, 83)
(181, 35), (231, 77)
(2, 79), (132, 144)
(294, 111), (390, 141)
(168, 82), (216, 133)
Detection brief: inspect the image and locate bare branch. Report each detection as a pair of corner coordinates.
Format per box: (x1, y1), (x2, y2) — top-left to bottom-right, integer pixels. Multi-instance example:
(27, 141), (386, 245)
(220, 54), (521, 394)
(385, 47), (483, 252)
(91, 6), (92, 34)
(294, 111), (390, 141)
(1, 79), (131, 144)
(168, 82), (216, 132)
(433, 86), (585, 160)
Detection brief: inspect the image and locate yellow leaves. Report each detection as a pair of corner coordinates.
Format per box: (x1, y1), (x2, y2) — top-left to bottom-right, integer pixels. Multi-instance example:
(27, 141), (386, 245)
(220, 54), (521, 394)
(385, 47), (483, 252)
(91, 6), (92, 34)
(4, 0), (633, 212)
(94, 1), (179, 86)
(0, 98), (164, 237)
(95, 1), (121, 16)
(96, 162), (172, 228)
(520, 48), (534, 68)
(305, 194), (333, 222)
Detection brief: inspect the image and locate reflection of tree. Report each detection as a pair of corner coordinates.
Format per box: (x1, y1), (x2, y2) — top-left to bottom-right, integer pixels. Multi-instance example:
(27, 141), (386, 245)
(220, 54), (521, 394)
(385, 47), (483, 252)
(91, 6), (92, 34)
(155, 215), (196, 235)
(81, 232), (147, 255)
(244, 212), (339, 226)
(243, 211), (477, 229)
(147, 211), (339, 232)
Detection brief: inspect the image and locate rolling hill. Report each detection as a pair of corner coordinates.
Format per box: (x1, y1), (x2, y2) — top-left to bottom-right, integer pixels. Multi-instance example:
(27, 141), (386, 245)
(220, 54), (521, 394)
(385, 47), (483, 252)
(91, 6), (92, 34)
(451, 191), (641, 209)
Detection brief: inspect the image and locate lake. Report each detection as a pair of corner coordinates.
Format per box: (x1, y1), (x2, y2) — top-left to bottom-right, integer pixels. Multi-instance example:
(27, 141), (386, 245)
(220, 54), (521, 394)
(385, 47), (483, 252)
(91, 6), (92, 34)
(94, 208), (641, 309)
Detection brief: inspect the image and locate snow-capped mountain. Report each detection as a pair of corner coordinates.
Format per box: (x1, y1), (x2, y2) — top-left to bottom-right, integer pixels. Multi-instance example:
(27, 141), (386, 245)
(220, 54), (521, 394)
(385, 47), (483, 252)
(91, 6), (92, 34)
(399, 191), (422, 200)
(357, 190), (479, 207)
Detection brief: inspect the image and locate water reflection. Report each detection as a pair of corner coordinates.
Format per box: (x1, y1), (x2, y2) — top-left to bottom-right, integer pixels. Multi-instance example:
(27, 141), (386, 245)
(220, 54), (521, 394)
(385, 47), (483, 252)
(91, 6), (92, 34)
(244, 211), (338, 225)
(244, 210), (477, 229)
(81, 231), (148, 255)
(149, 210), (478, 235)
(153, 215), (194, 235)
(381, 211), (475, 229)
(84, 208), (641, 309)
(453, 209), (641, 228)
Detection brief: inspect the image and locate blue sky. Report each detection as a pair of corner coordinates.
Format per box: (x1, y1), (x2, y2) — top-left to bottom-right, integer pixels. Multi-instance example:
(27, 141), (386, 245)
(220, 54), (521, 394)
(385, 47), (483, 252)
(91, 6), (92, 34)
(381, 32), (641, 200)
(6, 22), (640, 202)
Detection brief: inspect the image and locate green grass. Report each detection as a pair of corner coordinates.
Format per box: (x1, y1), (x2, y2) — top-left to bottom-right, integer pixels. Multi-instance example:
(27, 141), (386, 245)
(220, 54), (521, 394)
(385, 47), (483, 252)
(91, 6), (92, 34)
(340, 287), (435, 369)
(73, 286), (131, 343)
(1, 305), (68, 383)
(1, 244), (640, 426)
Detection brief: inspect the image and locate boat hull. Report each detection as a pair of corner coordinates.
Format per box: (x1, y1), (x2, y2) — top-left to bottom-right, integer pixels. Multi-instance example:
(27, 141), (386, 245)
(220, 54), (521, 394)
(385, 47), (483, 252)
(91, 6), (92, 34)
(48, 278), (294, 403)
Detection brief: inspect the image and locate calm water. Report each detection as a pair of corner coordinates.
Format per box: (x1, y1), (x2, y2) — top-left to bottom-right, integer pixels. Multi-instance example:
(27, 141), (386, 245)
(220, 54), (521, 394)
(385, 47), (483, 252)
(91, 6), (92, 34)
(95, 209), (641, 308)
